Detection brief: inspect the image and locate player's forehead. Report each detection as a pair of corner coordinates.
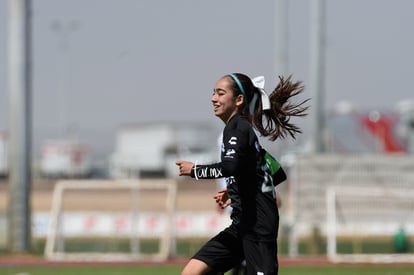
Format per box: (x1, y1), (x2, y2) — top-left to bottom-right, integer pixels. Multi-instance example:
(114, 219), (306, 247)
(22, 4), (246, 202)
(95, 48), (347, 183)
(214, 77), (233, 93)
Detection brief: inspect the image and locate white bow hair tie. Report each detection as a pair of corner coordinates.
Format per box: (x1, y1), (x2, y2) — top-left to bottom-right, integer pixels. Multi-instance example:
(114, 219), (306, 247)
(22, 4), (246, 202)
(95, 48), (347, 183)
(250, 76), (271, 114)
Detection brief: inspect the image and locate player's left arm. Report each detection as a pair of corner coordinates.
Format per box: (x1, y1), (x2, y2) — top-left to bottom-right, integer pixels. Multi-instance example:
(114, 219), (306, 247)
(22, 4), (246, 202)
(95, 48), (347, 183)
(214, 189), (231, 209)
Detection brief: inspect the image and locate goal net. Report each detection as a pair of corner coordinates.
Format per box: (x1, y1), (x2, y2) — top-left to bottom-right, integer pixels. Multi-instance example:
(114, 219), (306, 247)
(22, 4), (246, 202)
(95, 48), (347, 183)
(326, 186), (414, 263)
(45, 179), (177, 262)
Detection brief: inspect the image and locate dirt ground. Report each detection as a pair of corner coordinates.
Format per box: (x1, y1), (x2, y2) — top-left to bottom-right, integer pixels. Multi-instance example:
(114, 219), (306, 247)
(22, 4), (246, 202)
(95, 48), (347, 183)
(0, 178), (220, 213)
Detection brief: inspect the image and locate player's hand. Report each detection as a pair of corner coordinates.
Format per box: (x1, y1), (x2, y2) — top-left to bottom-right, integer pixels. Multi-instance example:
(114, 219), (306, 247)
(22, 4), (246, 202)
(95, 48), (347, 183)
(175, 160), (194, 176)
(214, 189), (231, 209)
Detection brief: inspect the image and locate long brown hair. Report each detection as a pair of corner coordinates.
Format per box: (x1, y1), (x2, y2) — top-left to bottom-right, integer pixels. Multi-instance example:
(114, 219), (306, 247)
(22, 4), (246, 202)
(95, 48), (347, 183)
(227, 73), (309, 141)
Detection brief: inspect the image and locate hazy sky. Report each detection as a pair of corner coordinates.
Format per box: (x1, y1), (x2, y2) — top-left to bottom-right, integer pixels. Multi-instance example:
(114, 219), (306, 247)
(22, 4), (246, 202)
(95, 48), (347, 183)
(1, 0), (414, 158)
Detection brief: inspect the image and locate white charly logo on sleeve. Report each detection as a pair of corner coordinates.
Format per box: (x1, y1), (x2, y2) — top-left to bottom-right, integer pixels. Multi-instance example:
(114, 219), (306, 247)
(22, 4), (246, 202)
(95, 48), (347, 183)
(228, 137), (237, 145)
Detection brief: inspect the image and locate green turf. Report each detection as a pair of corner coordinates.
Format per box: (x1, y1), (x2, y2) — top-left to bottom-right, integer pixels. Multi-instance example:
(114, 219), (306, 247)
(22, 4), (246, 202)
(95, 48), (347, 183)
(25, 237), (413, 258)
(0, 266), (182, 275)
(279, 265), (414, 275)
(0, 265), (413, 275)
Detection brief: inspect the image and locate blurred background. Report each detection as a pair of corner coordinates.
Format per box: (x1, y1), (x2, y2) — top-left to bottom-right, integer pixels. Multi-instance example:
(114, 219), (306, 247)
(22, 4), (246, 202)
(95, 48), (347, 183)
(1, 0), (414, 177)
(1, 0), (414, 264)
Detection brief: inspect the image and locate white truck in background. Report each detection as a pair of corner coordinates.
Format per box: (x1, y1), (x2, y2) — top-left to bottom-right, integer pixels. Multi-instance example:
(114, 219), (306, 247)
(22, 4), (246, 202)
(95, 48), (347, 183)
(0, 131), (8, 177)
(39, 139), (92, 178)
(109, 122), (218, 179)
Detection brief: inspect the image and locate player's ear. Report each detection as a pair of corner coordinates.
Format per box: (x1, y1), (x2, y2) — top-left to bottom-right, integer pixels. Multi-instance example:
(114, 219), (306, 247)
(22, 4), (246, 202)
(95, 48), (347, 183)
(235, 94), (244, 107)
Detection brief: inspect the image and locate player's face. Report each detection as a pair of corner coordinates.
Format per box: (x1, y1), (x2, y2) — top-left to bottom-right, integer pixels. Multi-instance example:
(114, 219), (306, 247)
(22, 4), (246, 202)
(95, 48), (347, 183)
(211, 77), (243, 123)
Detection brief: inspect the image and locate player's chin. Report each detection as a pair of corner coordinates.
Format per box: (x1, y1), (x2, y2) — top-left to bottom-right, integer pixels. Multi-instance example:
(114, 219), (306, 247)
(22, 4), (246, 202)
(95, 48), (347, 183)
(213, 109), (222, 117)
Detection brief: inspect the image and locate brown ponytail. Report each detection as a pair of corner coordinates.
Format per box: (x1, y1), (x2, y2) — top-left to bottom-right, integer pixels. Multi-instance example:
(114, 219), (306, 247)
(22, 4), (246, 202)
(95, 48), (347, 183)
(253, 75), (309, 141)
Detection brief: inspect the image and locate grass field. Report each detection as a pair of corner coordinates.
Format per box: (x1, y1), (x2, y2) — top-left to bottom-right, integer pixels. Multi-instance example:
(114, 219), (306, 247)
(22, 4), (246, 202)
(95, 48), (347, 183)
(0, 265), (414, 275)
(2, 240), (414, 275)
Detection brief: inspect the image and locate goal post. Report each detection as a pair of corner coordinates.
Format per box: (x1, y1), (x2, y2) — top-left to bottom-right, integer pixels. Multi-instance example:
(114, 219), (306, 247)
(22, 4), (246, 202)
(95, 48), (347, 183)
(45, 179), (177, 262)
(326, 186), (414, 263)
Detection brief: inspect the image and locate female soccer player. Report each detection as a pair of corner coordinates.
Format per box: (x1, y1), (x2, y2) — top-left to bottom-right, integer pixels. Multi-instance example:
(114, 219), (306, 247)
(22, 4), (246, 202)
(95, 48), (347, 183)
(176, 73), (308, 275)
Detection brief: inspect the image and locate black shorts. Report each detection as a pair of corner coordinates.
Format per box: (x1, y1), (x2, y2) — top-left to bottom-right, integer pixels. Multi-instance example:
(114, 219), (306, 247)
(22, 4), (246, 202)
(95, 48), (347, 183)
(192, 226), (278, 274)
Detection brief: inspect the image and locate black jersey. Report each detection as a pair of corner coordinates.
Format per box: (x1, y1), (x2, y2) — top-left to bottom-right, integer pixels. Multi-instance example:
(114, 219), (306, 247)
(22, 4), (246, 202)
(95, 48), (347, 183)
(191, 114), (285, 241)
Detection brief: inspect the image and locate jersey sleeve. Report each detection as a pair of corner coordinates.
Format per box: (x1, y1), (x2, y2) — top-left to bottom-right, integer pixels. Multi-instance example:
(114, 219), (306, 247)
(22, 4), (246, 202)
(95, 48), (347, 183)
(190, 124), (249, 180)
(190, 162), (226, 179)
